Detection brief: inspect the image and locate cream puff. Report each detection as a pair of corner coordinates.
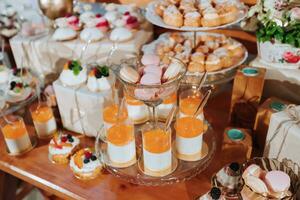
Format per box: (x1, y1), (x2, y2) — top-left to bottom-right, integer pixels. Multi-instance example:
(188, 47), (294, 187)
(205, 54), (222, 72)
(217, 4), (239, 25)
(213, 47), (233, 68)
(201, 8), (221, 27)
(48, 132), (80, 164)
(163, 5), (183, 27)
(188, 52), (205, 72)
(184, 11), (201, 27)
(223, 39), (245, 58)
(59, 60), (87, 87)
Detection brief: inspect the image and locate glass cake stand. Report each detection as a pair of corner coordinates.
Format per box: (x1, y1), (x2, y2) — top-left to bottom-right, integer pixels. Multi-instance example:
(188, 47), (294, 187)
(95, 123), (217, 186)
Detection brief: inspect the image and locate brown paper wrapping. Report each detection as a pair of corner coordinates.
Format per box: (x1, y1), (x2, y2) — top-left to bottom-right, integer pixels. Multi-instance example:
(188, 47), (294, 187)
(253, 97), (290, 150)
(230, 66), (266, 129)
(222, 127), (253, 162)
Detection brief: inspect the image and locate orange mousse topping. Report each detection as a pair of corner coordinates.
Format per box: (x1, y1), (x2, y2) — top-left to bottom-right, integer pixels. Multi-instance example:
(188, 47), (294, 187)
(143, 129), (170, 153)
(103, 104), (128, 124)
(179, 96), (202, 115)
(175, 117), (203, 138)
(125, 93), (143, 106)
(107, 124), (134, 146)
(1, 120), (28, 139)
(31, 105), (54, 123)
(163, 93), (177, 104)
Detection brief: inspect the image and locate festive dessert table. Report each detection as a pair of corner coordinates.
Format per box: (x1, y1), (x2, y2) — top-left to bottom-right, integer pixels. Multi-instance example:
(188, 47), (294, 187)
(0, 88), (248, 200)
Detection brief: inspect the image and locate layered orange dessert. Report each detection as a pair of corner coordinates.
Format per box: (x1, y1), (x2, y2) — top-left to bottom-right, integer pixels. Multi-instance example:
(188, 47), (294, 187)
(143, 128), (172, 176)
(1, 119), (32, 154)
(179, 94), (203, 119)
(103, 104), (128, 129)
(125, 93), (149, 124)
(107, 124), (136, 167)
(31, 104), (57, 138)
(157, 92), (177, 121)
(175, 117), (204, 161)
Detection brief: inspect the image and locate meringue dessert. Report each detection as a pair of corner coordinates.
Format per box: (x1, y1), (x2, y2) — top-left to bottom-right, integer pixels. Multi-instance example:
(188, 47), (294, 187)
(80, 27), (104, 42)
(175, 116), (204, 161)
(30, 102), (57, 139)
(125, 92), (149, 124)
(157, 92), (177, 121)
(0, 116), (32, 155)
(59, 60), (87, 87)
(52, 27), (77, 41)
(70, 148), (102, 180)
(7, 80), (32, 103)
(48, 132), (80, 164)
(87, 65), (111, 92)
(109, 27), (133, 42)
(103, 104), (128, 130)
(107, 123), (136, 167)
(142, 128), (172, 177)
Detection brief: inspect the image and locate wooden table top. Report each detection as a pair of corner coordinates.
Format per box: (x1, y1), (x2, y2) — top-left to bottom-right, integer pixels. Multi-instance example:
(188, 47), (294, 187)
(0, 87), (248, 200)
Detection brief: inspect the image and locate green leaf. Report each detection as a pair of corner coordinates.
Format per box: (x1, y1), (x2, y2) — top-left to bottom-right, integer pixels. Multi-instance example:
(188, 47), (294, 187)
(73, 68), (80, 75)
(100, 66), (109, 77)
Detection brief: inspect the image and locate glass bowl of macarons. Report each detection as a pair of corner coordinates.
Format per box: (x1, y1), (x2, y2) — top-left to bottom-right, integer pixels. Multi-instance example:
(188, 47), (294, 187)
(241, 157), (300, 200)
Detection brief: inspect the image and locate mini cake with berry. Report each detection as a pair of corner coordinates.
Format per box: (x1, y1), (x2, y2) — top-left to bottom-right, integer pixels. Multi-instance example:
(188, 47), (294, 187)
(59, 60), (87, 87)
(48, 132), (80, 164)
(70, 148), (102, 180)
(7, 80), (32, 103)
(87, 64), (112, 92)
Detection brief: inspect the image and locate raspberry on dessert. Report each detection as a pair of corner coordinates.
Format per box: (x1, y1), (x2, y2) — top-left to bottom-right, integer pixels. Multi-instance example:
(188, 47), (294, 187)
(124, 11), (130, 16)
(84, 151), (92, 159)
(96, 20), (109, 28)
(65, 13), (72, 18)
(16, 82), (23, 88)
(61, 136), (68, 143)
(126, 16), (138, 24)
(95, 13), (102, 18)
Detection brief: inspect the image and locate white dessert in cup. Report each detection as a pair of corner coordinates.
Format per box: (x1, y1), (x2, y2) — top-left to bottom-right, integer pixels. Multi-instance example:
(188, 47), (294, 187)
(157, 93), (177, 121)
(124, 92), (149, 124)
(106, 123), (136, 167)
(175, 116), (205, 161)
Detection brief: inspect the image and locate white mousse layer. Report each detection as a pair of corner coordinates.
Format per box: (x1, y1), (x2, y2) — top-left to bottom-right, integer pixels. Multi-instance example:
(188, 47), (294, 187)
(126, 104), (149, 122)
(59, 68), (87, 87)
(176, 134), (203, 155)
(107, 140), (136, 164)
(70, 155), (101, 173)
(143, 148), (171, 172)
(5, 134), (32, 154)
(34, 117), (57, 138)
(49, 136), (80, 155)
(157, 103), (175, 119)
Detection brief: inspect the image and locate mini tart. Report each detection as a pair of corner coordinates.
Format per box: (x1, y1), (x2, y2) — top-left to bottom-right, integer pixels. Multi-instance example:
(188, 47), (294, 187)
(48, 133), (80, 164)
(87, 65), (111, 92)
(163, 5), (183, 27)
(60, 60), (87, 87)
(70, 148), (102, 180)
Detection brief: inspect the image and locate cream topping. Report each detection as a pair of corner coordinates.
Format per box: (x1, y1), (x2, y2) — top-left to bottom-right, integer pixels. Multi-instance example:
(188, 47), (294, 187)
(49, 135), (80, 155)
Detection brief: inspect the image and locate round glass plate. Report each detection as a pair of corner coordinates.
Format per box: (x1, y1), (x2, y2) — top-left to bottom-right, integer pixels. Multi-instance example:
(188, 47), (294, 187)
(241, 157), (300, 200)
(96, 125), (217, 186)
(145, 1), (248, 31)
(142, 31), (248, 86)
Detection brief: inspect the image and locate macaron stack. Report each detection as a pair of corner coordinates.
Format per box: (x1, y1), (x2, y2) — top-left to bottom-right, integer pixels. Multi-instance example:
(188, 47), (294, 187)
(242, 164), (291, 198)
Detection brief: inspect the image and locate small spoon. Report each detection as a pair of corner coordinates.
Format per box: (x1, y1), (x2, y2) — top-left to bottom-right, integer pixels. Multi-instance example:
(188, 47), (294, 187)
(193, 89), (212, 117)
(116, 97), (125, 124)
(164, 104), (178, 132)
(197, 71), (208, 91)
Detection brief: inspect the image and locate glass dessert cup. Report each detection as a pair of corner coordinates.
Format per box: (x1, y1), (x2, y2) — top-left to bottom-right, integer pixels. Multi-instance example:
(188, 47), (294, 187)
(157, 92), (177, 122)
(0, 115), (37, 156)
(112, 56), (187, 127)
(241, 158), (300, 200)
(179, 88), (204, 120)
(30, 101), (57, 139)
(95, 121), (216, 186)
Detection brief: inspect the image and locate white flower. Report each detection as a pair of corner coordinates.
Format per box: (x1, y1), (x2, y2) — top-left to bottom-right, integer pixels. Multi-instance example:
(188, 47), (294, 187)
(290, 7), (300, 21)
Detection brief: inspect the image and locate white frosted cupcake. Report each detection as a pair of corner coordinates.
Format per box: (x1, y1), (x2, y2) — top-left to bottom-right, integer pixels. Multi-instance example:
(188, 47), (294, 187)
(87, 65), (112, 92)
(70, 148), (102, 180)
(60, 60), (87, 87)
(48, 132), (80, 164)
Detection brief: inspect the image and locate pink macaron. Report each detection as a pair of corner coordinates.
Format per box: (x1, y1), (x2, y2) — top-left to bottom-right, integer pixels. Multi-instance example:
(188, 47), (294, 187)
(143, 65), (162, 77)
(140, 73), (161, 85)
(134, 88), (157, 101)
(141, 54), (160, 66)
(264, 171), (290, 193)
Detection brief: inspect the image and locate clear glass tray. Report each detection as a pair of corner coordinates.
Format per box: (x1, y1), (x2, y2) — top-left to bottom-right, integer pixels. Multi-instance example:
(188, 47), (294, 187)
(96, 124), (217, 186)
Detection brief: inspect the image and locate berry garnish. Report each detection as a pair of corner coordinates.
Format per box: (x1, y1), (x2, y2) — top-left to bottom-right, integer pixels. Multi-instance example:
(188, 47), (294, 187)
(126, 16), (138, 24)
(84, 151), (92, 159)
(65, 13), (72, 18)
(16, 82), (23, 88)
(95, 13), (102, 18)
(83, 158), (90, 164)
(67, 134), (72, 139)
(95, 70), (102, 79)
(91, 155), (97, 161)
(96, 20), (109, 27)
(124, 11), (130, 15)
(10, 81), (16, 90)
(68, 138), (74, 143)
(61, 136), (67, 143)
(100, 66), (109, 77)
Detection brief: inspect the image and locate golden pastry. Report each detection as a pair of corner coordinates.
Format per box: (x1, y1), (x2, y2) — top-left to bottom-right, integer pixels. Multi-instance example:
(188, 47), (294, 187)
(205, 54), (222, 71)
(184, 11), (201, 27)
(163, 5), (183, 27)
